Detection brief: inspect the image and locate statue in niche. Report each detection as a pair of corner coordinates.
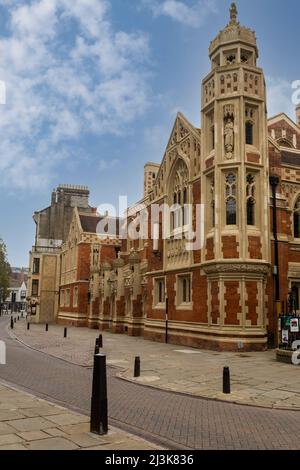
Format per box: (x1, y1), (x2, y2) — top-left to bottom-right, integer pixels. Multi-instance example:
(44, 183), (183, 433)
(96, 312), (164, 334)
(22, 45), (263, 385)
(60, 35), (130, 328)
(224, 117), (234, 159)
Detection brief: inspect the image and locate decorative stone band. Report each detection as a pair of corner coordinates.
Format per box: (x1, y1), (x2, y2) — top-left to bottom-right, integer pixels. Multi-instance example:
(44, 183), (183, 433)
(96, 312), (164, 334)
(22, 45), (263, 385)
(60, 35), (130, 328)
(144, 320), (267, 351)
(202, 262), (271, 277)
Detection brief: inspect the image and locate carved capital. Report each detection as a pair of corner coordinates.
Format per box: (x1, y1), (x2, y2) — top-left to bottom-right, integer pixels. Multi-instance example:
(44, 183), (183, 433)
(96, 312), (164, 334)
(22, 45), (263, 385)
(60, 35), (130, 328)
(223, 104), (235, 119)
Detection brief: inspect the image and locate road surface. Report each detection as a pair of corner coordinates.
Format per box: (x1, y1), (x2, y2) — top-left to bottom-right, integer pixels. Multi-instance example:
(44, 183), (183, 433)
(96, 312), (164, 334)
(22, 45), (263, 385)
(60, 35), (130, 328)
(0, 316), (299, 450)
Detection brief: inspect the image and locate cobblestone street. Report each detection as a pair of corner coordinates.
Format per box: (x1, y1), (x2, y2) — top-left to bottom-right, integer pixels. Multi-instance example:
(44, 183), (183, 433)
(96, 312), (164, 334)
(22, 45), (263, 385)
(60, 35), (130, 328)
(10, 318), (300, 410)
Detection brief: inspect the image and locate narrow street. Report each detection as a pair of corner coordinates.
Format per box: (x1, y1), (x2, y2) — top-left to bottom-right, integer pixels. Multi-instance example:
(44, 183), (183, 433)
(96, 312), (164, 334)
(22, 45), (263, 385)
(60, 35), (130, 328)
(0, 316), (300, 450)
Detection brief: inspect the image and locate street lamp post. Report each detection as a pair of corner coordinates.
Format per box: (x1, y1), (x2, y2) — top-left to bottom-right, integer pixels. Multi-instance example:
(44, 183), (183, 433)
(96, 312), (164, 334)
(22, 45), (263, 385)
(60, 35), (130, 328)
(270, 175), (280, 348)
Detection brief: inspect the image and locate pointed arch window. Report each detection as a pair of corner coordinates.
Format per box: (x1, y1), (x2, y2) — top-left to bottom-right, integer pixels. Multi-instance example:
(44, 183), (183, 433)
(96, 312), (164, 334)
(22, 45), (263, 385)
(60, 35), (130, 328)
(183, 188), (188, 225)
(226, 198), (237, 225)
(246, 174), (256, 226)
(169, 159), (189, 231)
(225, 173), (237, 225)
(211, 125), (215, 151)
(246, 121), (254, 145)
(209, 175), (215, 229)
(294, 196), (300, 238)
(245, 106), (255, 146)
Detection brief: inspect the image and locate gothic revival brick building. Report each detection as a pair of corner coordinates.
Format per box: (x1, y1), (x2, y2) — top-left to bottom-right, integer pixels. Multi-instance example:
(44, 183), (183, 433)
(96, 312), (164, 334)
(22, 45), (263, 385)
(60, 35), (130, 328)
(28, 4), (300, 352)
(57, 208), (120, 327)
(88, 4), (300, 351)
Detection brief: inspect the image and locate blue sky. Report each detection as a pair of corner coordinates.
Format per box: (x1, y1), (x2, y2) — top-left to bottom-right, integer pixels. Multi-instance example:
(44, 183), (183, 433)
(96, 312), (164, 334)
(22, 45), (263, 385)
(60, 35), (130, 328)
(0, 0), (299, 267)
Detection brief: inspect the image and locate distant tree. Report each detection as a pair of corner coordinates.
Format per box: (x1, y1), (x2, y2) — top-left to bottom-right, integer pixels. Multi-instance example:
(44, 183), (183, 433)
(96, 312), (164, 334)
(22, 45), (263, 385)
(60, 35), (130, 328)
(0, 239), (11, 304)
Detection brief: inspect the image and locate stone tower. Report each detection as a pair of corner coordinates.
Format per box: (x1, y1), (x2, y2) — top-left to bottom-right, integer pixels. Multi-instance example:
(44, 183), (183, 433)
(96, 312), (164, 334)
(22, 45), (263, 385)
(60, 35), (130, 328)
(201, 3), (271, 350)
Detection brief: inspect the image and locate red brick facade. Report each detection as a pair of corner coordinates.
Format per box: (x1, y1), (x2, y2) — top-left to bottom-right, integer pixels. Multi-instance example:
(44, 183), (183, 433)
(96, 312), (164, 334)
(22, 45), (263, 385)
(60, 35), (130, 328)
(222, 236), (239, 259)
(55, 15), (300, 354)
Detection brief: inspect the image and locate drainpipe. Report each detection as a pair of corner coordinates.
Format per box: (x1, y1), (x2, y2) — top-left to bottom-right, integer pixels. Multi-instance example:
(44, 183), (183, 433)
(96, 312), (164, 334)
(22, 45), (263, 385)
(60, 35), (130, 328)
(269, 176), (280, 346)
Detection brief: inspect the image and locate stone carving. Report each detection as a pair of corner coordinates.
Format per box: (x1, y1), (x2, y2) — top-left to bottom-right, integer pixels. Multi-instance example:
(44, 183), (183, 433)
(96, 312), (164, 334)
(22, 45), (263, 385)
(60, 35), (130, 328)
(168, 119), (189, 149)
(224, 119), (234, 159)
(180, 138), (191, 157)
(169, 129), (177, 147)
(166, 238), (190, 268)
(179, 122), (189, 140)
(281, 183), (300, 198)
(92, 245), (100, 268)
(224, 105), (235, 159)
(203, 263), (270, 276)
(108, 272), (117, 295)
(229, 2), (238, 25)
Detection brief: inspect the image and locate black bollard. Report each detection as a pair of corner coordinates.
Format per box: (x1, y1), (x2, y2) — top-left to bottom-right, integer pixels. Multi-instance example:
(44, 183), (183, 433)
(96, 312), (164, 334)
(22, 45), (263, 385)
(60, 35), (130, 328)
(90, 353), (108, 435)
(134, 356), (141, 378)
(99, 334), (103, 348)
(17, 316), (19, 321)
(223, 367), (231, 394)
(95, 345), (100, 355)
(27, 322), (30, 331)
(95, 338), (99, 347)
(14, 317), (16, 323)
(64, 327), (67, 338)
(46, 324), (49, 332)
(21, 312), (23, 318)
(10, 317), (14, 329)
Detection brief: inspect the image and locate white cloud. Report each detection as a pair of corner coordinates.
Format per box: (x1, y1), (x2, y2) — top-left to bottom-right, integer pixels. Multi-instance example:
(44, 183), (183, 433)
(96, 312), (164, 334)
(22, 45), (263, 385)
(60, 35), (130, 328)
(98, 158), (120, 171)
(266, 77), (297, 120)
(142, 0), (218, 28)
(0, 0), (152, 190)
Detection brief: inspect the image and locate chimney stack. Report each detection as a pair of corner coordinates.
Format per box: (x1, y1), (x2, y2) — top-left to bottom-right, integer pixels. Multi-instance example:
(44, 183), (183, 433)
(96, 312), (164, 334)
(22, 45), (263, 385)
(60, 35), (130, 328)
(296, 104), (300, 127)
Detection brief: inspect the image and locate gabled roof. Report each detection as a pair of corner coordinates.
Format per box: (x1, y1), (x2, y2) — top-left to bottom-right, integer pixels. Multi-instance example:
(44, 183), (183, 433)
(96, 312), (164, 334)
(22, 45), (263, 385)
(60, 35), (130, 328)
(9, 279), (22, 289)
(268, 113), (300, 133)
(166, 112), (201, 150)
(9, 279), (27, 289)
(79, 212), (121, 237)
(79, 214), (103, 233)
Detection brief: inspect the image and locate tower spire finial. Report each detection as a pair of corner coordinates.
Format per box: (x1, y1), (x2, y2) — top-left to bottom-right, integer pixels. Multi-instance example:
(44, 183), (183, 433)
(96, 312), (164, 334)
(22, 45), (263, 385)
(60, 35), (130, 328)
(229, 2), (238, 24)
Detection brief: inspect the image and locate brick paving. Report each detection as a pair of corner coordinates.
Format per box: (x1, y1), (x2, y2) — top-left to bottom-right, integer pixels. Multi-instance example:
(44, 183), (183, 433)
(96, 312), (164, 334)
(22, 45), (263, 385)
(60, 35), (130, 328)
(11, 318), (300, 410)
(1, 316), (300, 449)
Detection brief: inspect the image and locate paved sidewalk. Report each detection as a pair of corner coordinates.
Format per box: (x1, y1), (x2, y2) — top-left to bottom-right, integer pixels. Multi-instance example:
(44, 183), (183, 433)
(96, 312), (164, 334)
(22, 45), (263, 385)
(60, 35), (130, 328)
(0, 381), (160, 450)
(10, 318), (300, 411)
